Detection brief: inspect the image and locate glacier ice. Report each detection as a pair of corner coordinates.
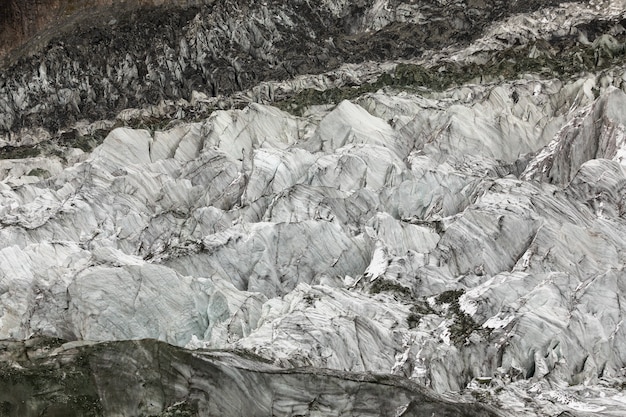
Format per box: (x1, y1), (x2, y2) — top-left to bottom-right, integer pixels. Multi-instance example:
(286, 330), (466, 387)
(2, 1), (626, 415)
(2, 76), (626, 415)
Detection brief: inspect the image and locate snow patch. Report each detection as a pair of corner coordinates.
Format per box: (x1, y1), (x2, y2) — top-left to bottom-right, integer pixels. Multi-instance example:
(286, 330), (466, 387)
(458, 293), (477, 316)
(483, 314), (516, 329)
(365, 244), (388, 281)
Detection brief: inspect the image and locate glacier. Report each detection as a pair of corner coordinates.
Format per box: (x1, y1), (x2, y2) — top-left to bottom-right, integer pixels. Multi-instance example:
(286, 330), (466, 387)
(1, 0), (626, 416)
(2, 78), (626, 416)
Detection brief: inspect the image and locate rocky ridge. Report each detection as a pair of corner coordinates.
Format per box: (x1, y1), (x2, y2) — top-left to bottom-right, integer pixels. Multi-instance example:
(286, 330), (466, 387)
(0, 337), (500, 417)
(2, 1), (626, 416)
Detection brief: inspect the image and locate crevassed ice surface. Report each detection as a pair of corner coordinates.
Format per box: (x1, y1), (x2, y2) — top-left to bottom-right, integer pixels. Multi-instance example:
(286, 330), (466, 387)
(3, 71), (626, 414)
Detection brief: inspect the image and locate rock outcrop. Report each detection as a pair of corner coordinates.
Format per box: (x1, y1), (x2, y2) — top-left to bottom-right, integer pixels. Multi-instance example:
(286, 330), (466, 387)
(0, 337), (502, 417)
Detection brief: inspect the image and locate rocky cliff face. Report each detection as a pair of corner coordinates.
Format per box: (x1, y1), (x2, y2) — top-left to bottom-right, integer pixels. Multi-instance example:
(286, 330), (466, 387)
(2, 1), (626, 416)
